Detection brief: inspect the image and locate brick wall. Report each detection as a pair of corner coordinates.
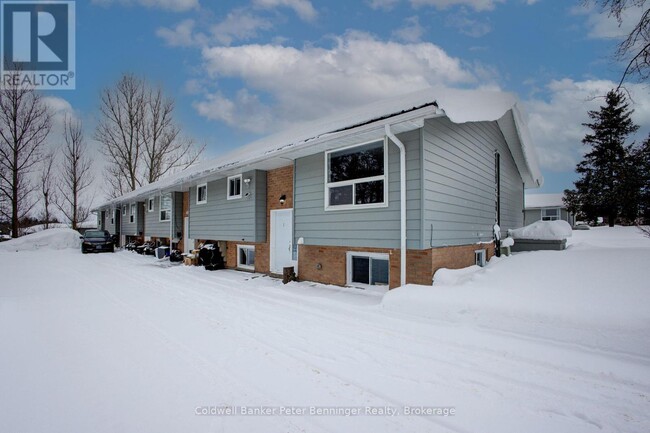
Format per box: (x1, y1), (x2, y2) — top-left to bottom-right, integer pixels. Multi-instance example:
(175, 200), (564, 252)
(298, 242), (496, 289)
(178, 191), (189, 252)
(202, 165), (294, 273)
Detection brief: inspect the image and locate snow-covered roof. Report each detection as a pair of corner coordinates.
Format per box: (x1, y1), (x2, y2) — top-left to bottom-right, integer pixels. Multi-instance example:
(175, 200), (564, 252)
(525, 193), (566, 209)
(96, 87), (544, 209)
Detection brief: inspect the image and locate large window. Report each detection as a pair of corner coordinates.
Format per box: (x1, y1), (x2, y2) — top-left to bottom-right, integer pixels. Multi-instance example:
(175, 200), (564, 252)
(228, 175), (242, 200)
(237, 245), (255, 271)
(196, 183), (207, 205)
(130, 203), (136, 223)
(542, 208), (559, 221)
(346, 252), (389, 288)
(326, 140), (387, 210)
(160, 193), (172, 222)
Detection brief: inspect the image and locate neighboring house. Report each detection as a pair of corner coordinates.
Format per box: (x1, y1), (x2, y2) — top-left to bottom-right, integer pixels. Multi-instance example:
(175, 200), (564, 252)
(95, 88), (543, 289)
(524, 193), (575, 226)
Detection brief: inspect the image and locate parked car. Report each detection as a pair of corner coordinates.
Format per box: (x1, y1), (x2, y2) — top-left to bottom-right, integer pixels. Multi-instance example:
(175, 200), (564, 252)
(0, 234), (10, 242)
(80, 230), (115, 254)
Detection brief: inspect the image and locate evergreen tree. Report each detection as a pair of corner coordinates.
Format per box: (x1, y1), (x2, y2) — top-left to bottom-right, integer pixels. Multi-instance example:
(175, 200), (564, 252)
(565, 90), (639, 226)
(634, 134), (650, 223)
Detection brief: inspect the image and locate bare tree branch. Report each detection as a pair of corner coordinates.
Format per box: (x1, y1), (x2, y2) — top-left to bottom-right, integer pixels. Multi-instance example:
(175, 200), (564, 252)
(0, 62), (52, 237)
(56, 115), (94, 230)
(96, 73), (204, 199)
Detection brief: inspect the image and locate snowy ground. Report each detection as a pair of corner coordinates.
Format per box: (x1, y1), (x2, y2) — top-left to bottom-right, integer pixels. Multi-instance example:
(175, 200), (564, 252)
(1, 227), (649, 433)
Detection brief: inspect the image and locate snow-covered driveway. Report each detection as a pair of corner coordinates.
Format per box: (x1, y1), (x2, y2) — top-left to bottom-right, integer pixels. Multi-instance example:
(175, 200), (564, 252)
(1, 227), (649, 433)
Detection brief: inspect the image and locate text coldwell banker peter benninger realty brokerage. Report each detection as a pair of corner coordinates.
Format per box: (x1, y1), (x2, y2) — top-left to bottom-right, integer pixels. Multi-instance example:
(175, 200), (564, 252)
(195, 406), (457, 417)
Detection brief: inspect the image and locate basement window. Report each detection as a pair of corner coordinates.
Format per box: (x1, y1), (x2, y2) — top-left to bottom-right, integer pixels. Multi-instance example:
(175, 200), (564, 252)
(196, 183), (207, 205)
(237, 245), (255, 271)
(228, 175), (242, 200)
(346, 252), (389, 288)
(160, 193), (172, 222)
(475, 249), (486, 267)
(325, 139), (387, 210)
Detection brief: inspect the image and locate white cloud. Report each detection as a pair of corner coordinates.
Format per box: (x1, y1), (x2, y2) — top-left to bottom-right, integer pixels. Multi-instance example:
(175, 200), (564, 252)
(392, 16), (426, 42)
(91, 0), (198, 12)
(193, 89), (272, 133)
(524, 79), (650, 171)
(367, 0), (401, 10)
(572, 4), (643, 40)
(196, 31), (478, 131)
(156, 19), (202, 47)
(253, 0), (317, 21)
(410, 0), (505, 11)
(445, 11), (492, 37)
(211, 9), (274, 46)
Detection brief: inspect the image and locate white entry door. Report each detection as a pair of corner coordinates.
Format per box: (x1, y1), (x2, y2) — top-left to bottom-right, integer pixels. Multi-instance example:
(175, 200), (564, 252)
(184, 217), (193, 254)
(270, 209), (293, 274)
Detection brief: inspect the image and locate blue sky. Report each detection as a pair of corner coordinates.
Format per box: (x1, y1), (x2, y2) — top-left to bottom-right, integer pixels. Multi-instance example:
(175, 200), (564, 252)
(45, 0), (650, 196)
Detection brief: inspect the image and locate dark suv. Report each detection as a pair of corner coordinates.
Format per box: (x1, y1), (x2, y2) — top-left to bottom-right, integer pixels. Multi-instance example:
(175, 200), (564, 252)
(80, 230), (115, 254)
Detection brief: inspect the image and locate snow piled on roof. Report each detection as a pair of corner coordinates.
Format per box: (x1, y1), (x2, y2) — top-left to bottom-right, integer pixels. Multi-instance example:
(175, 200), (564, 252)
(0, 228), (81, 252)
(526, 193), (565, 209)
(99, 87), (543, 208)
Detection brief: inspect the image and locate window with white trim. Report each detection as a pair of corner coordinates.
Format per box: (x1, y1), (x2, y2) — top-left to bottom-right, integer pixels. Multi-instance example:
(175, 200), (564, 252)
(542, 208), (560, 221)
(227, 175), (242, 200)
(122, 205), (127, 216)
(160, 193), (172, 222)
(148, 197), (154, 212)
(237, 245), (255, 271)
(347, 252), (389, 287)
(110, 210), (114, 225)
(326, 140), (387, 210)
(196, 183), (207, 205)
(130, 203), (136, 223)
(475, 249), (486, 267)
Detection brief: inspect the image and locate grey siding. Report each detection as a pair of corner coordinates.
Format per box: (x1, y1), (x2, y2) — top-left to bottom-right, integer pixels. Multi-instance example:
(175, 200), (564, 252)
(294, 130), (422, 249)
(189, 170), (267, 242)
(144, 195), (170, 238)
(102, 208), (117, 234)
(422, 117), (524, 247)
(122, 202), (144, 236)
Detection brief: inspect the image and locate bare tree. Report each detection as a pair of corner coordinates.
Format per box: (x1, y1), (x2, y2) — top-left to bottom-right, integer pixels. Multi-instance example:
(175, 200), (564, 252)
(0, 75), (52, 238)
(57, 116), (94, 230)
(142, 86), (203, 184)
(95, 73), (146, 198)
(585, 0), (650, 86)
(40, 150), (57, 229)
(95, 73), (204, 198)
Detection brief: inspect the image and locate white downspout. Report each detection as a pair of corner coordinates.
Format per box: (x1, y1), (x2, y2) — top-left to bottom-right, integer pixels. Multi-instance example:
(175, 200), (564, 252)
(385, 124), (407, 287)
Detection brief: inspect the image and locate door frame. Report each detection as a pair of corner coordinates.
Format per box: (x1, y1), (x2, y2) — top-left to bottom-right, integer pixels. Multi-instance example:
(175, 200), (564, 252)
(183, 216), (193, 254)
(270, 208), (294, 274)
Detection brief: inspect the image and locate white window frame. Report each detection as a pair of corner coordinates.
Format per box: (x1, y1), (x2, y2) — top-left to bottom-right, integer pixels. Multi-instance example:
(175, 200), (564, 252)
(196, 183), (207, 205)
(227, 174), (242, 200)
(237, 245), (255, 271)
(130, 203), (136, 223)
(147, 197), (154, 213)
(159, 193), (172, 222)
(346, 251), (390, 288)
(324, 139), (388, 211)
(541, 208), (560, 221)
(110, 209), (114, 225)
(475, 249), (486, 267)
(122, 205), (127, 216)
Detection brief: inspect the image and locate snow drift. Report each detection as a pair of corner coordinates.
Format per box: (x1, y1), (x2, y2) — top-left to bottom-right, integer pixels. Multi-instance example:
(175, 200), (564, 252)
(508, 220), (572, 240)
(0, 228), (81, 252)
